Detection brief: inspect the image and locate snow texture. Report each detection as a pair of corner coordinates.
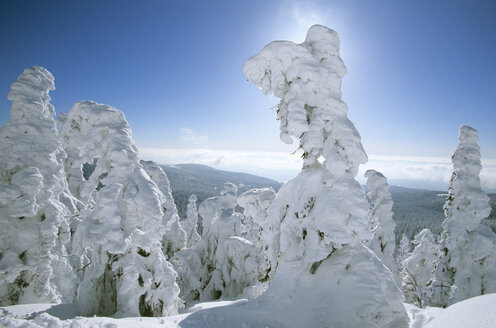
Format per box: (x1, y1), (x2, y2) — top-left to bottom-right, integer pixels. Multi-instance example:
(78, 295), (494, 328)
(402, 229), (439, 308)
(365, 169), (401, 287)
(60, 101), (181, 317)
(0, 67), (77, 305)
(429, 125), (496, 307)
(179, 24), (409, 327)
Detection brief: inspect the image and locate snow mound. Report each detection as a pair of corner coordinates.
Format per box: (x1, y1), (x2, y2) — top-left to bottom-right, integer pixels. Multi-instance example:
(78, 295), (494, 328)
(424, 293), (496, 328)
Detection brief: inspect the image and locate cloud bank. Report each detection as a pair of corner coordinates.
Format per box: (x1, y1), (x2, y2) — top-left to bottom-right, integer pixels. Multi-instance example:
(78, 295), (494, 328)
(139, 148), (496, 192)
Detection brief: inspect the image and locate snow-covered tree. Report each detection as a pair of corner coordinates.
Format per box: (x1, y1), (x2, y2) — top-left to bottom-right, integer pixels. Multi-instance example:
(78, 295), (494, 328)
(396, 233), (412, 274)
(429, 125), (496, 307)
(172, 183), (268, 302)
(183, 25), (408, 328)
(237, 187), (276, 248)
(60, 101), (181, 317)
(0, 67), (78, 305)
(401, 229), (439, 308)
(183, 194), (201, 248)
(140, 160), (186, 257)
(365, 169), (401, 287)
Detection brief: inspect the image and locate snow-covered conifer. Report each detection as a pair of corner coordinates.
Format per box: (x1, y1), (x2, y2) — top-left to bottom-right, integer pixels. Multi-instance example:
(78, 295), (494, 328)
(140, 160), (187, 257)
(183, 194), (201, 248)
(237, 187), (276, 248)
(183, 25), (408, 328)
(396, 233), (411, 273)
(365, 169), (401, 287)
(173, 183), (268, 302)
(61, 101), (181, 316)
(402, 229), (439, 308)
(0, 67), (77, 305)
(429, 126), (496, 307)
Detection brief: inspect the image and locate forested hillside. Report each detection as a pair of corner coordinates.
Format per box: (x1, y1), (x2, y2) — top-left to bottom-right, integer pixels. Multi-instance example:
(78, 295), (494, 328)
(162, 165), (496, 243)
(161, 164), (283, 219)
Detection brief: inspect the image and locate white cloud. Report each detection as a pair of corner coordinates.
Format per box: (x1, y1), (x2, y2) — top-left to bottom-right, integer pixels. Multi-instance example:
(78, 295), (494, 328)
(139, 147), (302, 182)
(179, 128), (208, 147)
(139, 147), (496, 192)
(359, 155), (496, 192)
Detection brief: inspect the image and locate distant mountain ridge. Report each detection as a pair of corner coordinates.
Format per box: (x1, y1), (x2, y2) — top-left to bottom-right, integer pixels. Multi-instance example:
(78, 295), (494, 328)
(162, 164), (496, 242)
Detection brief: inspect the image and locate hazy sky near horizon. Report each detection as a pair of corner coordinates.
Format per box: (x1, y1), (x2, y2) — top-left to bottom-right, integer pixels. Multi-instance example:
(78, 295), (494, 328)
(1, 0), (495, 190)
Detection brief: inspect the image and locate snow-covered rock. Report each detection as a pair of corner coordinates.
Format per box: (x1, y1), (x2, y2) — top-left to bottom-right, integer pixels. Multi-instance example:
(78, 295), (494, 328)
(429, 125), (496, 307)
(61, 101), (181, 316)
(0, 67), (77, 305)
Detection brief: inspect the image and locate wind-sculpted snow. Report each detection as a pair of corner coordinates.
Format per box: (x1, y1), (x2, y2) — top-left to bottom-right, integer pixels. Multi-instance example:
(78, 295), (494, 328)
(181, 24), (409, 327)
(60, 101), (181, 316)
(365, 169), (400, 286)
(429, 126), (496, 307)
(0, 67), (77, 305)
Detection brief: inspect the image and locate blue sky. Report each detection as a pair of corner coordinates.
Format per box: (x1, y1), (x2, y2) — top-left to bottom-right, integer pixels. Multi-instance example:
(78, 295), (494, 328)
(1, 0), (495, 190)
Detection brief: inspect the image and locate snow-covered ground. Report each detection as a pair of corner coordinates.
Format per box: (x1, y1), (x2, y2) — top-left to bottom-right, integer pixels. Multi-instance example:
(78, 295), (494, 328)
(1, 294), (495, 327)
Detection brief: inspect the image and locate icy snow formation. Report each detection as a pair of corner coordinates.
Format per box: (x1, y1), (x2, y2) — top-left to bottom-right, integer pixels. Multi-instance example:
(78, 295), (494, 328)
(182, 25), (408, 327)
(173, 183), (268, 303)
(429, 125), (496, 307)
(60, 101), (181, 317)
(0, 67), (77, 305)
(365, 169), (400, 286)
(402, 229), (439, 308)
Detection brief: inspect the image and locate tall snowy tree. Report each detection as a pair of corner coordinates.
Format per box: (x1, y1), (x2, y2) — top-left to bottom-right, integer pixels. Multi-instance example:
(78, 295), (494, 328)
(428, 125), (496, 307)
(60, 101), (181, 317)
(401, 229), (439, 308)
(0, 67), (78, 305)
(182, 25), (408, 328)
(365, 169), (401, 287)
